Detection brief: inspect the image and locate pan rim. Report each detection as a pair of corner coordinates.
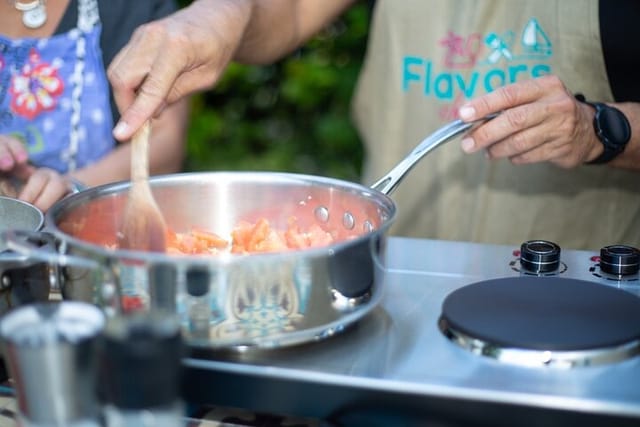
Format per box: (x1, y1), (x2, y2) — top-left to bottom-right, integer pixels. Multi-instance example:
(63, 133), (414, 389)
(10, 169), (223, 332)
(45, 171), (397, 265)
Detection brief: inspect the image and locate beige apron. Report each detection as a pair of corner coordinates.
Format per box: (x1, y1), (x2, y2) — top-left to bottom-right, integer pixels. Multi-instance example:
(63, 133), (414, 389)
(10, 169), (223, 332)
(352, 0), (640, 250)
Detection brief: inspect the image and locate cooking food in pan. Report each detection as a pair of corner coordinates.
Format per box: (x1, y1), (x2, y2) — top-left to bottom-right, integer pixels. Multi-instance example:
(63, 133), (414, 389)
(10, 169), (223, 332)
(168, 217), (336, 255)
(1, 116), (495, 350)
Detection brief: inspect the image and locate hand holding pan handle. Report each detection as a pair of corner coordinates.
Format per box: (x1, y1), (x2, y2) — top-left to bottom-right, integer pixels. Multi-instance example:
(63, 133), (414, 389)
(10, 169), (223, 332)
(371, 113), (499, 195)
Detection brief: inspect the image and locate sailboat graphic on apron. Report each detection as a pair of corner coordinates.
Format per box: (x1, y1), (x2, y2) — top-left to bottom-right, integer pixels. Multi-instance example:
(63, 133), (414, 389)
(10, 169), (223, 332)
(482, 18), (552, 64)
(520, 18), (552, 58)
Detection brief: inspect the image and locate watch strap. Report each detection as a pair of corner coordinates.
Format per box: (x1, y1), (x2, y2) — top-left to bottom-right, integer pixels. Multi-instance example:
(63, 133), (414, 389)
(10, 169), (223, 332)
(576, 95), (631, 164)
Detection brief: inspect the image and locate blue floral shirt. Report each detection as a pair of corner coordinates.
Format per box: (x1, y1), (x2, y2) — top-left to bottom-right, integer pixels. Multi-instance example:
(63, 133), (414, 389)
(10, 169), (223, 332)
(0, 0), (114, 173)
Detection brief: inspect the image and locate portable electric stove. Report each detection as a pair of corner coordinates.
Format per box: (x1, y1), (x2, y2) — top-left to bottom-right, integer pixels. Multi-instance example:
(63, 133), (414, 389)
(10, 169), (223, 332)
(182, 237), (640, 427)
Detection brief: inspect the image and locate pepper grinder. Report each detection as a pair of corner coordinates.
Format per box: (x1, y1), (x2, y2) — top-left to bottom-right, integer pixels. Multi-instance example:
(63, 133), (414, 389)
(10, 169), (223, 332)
(98, 312), (184, 427)
(0, 301), (105, 427)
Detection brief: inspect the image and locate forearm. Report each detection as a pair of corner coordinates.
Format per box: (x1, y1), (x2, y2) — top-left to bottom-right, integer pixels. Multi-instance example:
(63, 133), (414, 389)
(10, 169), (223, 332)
(233, 0), (356, 64)
(108, 0), (355, 142)
(71, 99), (189, 186)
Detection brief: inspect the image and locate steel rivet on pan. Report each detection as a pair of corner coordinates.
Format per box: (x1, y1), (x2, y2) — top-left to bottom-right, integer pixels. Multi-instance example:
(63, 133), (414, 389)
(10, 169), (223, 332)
(343, 212), (355, 230)
(315, 206), (329, 223)
(363, 221), (374, 233)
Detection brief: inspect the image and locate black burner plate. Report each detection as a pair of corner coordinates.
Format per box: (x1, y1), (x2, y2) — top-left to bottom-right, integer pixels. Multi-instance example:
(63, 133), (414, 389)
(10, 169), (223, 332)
(440, 277), (640, 351)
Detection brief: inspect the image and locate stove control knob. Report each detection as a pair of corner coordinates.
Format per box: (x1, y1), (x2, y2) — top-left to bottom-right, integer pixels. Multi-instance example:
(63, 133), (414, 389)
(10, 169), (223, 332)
(599, 245), (640, 277)
(520, 240), (561, 274)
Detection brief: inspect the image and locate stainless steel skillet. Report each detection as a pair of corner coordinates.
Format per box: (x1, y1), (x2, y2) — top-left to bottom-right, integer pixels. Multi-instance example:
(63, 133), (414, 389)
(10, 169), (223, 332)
(2, 115), (496, 350)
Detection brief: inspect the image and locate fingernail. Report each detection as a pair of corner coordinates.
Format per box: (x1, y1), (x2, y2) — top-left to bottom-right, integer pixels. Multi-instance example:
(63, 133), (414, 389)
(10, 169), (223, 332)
(459, 105), (475, 121)
(113, 121), (129, 139)
(461, 137), (475, 153)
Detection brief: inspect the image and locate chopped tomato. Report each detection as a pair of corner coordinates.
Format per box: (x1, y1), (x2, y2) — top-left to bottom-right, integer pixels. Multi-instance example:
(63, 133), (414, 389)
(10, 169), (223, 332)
(230, 220), (257, 253)
(165, 227), (230, 255)
(305, 224), (334, 247)
(191, 228), (229, 249)
(163, 216), (338, 256)
(231, 219), (287, 253)
(284, 221), (308, 249)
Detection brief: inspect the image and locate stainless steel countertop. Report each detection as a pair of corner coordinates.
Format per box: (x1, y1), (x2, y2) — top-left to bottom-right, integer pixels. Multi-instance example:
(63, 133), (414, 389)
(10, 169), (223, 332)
(184, 237), (640, 426)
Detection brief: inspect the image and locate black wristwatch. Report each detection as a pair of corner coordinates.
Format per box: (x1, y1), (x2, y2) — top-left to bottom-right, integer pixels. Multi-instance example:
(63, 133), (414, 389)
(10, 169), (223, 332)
(576, 95), (631, 164)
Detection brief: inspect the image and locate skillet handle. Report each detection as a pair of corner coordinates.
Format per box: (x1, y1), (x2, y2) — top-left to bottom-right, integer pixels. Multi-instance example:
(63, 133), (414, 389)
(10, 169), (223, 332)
(1, 229), (121, 313)
(370, 113), (498, 195)
(2, 230), (99, 270)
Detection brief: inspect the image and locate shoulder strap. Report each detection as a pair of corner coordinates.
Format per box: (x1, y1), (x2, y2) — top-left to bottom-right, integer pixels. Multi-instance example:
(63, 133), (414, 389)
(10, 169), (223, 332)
(63, 0), (101, 171)
(77, 0), (100, 32)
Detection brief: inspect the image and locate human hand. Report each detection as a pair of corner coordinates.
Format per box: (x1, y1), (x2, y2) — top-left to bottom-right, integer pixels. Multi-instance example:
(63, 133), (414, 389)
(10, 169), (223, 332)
(0, 134), (30, 174)
(107, 0), (251, 141)
(17, 167), (76, 212)
(0, 134), (32, 198)
(457, 75), (602, 168)
(0, 135), (74, 212)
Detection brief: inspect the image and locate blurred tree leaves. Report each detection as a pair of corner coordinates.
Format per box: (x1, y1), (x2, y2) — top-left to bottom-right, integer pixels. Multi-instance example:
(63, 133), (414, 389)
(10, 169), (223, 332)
(178, 1), (371, 182)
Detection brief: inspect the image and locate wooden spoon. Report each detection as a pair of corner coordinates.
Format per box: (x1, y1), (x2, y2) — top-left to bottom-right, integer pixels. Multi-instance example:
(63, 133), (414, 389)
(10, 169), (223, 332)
(117, 121), (167, 252)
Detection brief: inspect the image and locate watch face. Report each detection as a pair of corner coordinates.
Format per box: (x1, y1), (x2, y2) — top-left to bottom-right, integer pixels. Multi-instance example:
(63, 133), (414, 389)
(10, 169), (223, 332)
(581, 100), (632, 164)
(596, 105), (631, 147)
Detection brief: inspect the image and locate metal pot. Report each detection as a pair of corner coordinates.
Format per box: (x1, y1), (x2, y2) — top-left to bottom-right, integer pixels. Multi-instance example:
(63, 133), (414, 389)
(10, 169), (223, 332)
(3, 117), (492, 350)
(9, 173), (394, 349)
(0, 196), (49, 315)
(0, 196), (44, 251)
(0, 196), (48, 382)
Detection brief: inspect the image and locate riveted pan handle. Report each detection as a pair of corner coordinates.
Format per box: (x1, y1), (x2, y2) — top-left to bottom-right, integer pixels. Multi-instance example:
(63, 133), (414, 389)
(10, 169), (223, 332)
(370, 114), (498, 195)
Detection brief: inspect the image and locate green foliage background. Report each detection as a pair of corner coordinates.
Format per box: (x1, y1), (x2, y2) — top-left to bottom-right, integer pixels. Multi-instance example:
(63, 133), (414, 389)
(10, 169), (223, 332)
(178, 2), (371, 182)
